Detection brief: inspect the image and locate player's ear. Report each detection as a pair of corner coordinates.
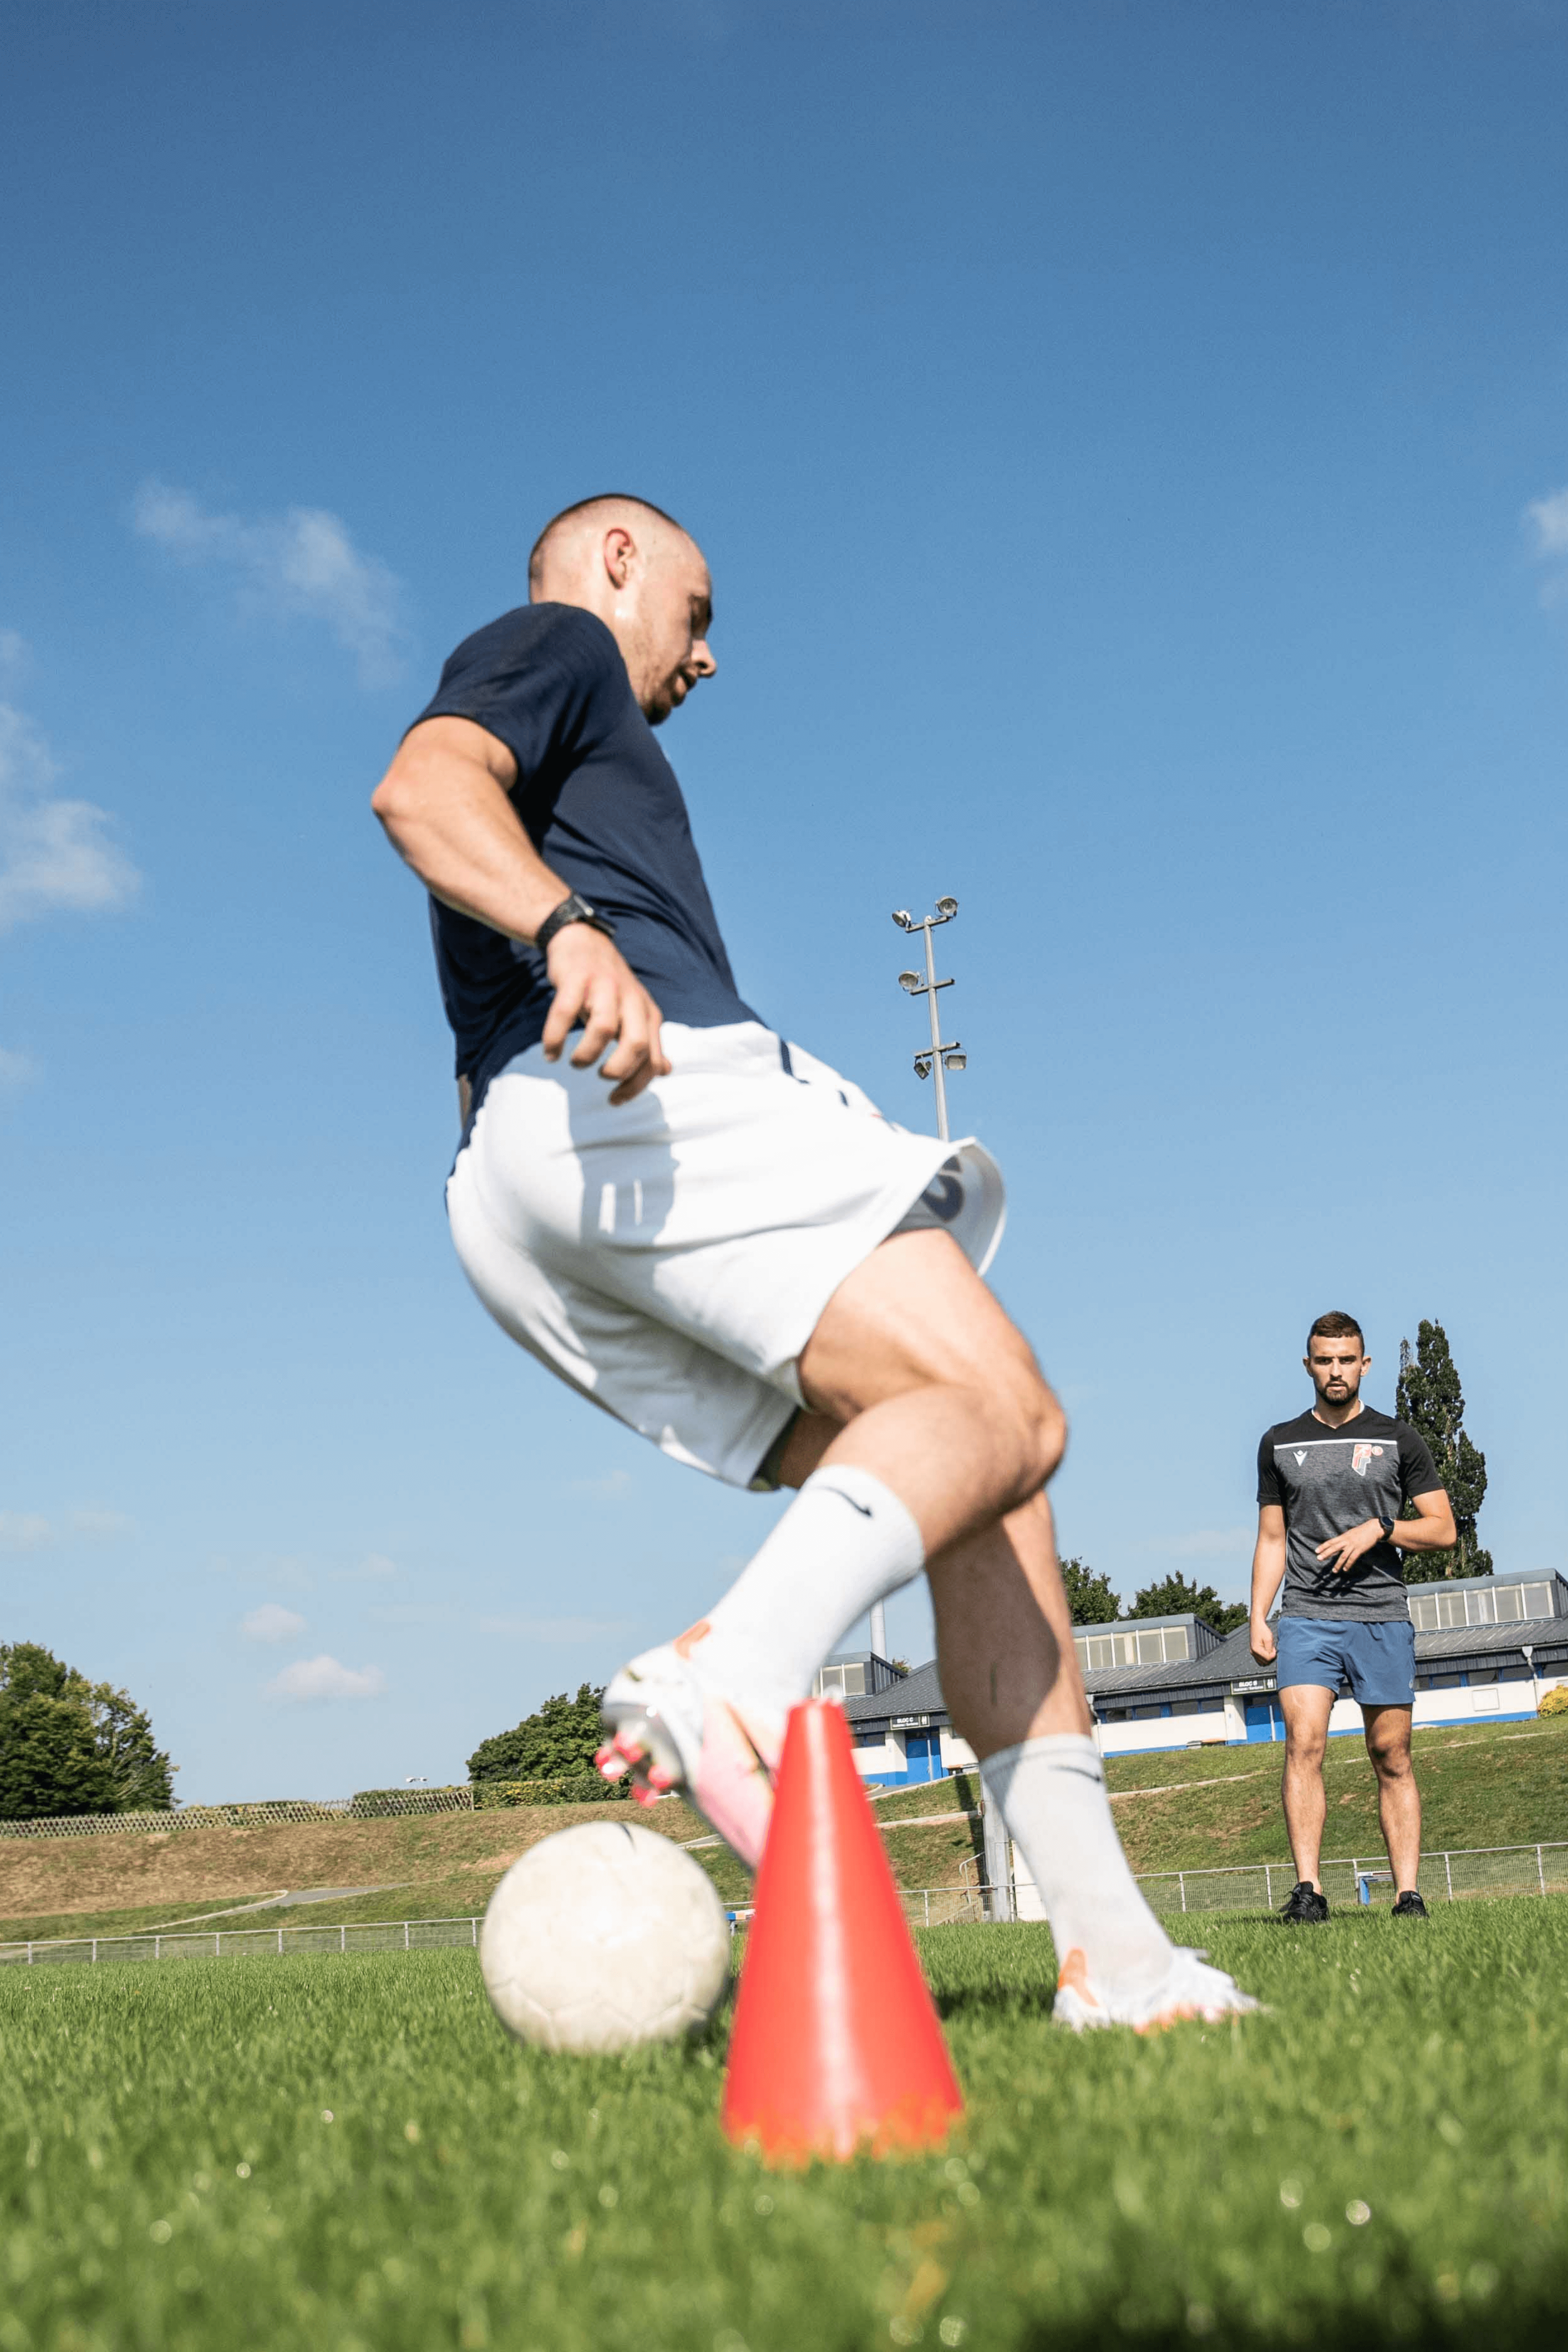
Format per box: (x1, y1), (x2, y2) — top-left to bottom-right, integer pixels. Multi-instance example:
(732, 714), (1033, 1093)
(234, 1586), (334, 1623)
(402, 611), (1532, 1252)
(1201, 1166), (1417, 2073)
(602, 528), (634, 588)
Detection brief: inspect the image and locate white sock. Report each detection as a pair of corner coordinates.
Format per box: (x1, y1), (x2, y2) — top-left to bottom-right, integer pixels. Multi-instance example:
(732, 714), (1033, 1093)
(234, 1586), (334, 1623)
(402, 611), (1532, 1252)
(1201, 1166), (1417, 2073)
(685, 1465), (924, 1706)
(981, 1733), (1174, 1995)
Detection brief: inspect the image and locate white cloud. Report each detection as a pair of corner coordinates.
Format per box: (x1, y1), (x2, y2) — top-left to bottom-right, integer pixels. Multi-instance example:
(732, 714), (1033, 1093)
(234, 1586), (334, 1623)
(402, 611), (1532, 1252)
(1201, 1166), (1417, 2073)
(133, 482), (410, 685)
(0, 1507), (132, 1552)
(334, 1552), (399, 1582)
(1526, 486), (1568, 557)
(0, 686), (140, 933)
(1526, 485), (1568, 618)
(241, 1603), (307, 1645)
(0, 1046), (37, 1087)
(265, 1654), (387, 1701)
(0, 1513), (54, 1554)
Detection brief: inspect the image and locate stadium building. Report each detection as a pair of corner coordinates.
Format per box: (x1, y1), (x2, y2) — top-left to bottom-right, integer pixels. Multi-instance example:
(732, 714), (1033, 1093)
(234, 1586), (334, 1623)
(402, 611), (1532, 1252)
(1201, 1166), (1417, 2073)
(827, 1569), (1568, 1781)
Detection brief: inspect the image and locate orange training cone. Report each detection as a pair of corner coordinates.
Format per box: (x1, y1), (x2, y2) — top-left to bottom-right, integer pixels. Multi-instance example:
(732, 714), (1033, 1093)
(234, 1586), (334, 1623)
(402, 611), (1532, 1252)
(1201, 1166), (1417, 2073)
(721, 1699), (964, 2164)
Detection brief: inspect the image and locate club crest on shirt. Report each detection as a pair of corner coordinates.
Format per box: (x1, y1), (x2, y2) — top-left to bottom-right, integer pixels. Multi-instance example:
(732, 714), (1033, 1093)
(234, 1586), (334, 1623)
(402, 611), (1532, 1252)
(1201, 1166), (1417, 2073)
(1351, 1443), (1384, 1477)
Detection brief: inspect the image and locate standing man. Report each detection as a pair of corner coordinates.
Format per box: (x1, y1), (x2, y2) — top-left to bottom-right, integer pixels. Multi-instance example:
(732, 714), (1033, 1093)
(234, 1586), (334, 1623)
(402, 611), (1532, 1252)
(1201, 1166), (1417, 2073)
(1250, 1311), (1456, 1922)
(371, 493), (1254, 2028)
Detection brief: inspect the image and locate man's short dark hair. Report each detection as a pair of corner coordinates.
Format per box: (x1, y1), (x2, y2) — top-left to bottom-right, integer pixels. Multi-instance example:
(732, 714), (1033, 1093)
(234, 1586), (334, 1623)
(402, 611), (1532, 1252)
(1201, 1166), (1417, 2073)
(528, 494), (686, 592)
(1307, 1310), (1364, 1351)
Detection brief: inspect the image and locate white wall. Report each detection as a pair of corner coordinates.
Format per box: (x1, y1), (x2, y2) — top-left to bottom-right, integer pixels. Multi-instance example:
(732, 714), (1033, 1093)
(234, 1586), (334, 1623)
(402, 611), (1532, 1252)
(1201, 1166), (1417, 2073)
(1411, 1684), (1535, 1728)
(1095, 1706), (1231, 1757)
(851, 1730), (906, 1779)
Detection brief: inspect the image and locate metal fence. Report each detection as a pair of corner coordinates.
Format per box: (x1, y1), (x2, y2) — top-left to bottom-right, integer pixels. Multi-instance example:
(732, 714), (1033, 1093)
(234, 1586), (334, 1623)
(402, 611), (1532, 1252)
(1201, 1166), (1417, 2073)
(5, 1841), (1564, 1969)
(1134, 1839), (1568, 1915)
(0, 1916), (484, 1966)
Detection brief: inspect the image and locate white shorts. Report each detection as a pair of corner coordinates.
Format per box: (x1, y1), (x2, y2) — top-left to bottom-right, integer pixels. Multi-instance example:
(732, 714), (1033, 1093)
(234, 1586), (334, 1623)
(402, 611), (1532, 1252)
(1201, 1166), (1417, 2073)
(446, 1020), (1005, 1489)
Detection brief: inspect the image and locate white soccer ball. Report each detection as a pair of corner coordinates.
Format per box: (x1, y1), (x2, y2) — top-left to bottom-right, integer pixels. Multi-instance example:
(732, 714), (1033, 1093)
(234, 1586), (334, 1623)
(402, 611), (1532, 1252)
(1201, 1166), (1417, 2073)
(479, 1819), (731, 2053)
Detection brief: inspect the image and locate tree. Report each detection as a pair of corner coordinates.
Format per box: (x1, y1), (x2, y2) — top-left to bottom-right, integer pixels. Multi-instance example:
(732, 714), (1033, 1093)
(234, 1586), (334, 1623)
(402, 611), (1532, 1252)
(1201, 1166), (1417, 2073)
(1128, 1573), (1248, 1636)
(1396, 1320), (1492, 1582)
(467, 1683), (610, 1783)
(1059, 1557), (1122, 1624)
(0, 1642), (174, 1820)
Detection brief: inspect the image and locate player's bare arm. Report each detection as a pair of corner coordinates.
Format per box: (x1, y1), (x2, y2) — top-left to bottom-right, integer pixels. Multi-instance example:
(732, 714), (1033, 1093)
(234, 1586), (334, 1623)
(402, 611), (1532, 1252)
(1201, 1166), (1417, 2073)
(1249, 1502), (1287, 1662)
(371, 715), (670, 1105)
(1314, 1485), (1456, 1574)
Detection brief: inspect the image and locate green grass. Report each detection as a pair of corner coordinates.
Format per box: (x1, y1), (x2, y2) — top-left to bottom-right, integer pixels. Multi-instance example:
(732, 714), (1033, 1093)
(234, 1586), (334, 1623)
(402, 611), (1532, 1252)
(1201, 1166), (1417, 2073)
(2, 1896), (1565, 2349)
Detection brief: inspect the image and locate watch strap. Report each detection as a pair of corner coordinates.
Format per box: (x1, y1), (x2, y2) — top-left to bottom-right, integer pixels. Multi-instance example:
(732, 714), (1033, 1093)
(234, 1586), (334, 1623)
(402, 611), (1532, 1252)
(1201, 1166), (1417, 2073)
(534, 892), (615, 956)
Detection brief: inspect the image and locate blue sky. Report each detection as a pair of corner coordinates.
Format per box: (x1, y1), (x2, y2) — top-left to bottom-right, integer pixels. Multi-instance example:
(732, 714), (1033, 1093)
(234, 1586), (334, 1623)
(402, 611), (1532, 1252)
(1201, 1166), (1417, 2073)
(3, 0), (1567, 1802)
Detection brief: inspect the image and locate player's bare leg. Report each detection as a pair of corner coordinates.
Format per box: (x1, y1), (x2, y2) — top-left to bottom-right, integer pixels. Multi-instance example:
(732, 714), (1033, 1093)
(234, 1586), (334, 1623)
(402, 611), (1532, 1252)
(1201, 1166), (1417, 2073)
(1279, 1682), (1334, 1891)
(1363, 1703), (1421, 1896)
(601, 1230), (1254, 2025)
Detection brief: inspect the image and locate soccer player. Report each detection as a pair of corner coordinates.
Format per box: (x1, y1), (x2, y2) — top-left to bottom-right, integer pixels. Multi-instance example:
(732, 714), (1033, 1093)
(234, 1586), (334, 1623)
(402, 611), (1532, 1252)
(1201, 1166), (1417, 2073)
(372, 494), (1255, 2027)
(1249, 1311), (1456, 1922)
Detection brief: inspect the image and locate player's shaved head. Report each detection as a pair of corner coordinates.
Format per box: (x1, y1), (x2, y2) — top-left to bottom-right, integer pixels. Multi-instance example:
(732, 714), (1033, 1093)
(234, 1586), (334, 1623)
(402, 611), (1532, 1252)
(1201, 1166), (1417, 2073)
(527, 493), (716, 727)
(528, 495), (690, 596)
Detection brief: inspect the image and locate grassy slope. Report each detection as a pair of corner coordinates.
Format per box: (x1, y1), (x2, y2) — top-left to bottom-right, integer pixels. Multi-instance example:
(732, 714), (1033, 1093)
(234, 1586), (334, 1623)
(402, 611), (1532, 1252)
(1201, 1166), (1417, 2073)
(3, 1717), (1565, 1942)
(0, 1898), (1564, 2351)
(0, 1800), (706, 1946)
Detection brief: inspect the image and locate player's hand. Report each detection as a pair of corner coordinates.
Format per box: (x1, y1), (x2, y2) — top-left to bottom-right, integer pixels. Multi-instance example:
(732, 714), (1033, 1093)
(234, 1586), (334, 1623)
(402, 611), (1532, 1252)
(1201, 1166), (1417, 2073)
(541, 926), (671, 1105)
(1249, 1617), (1277, 1665)
(1315, 1517), (1384, 1575)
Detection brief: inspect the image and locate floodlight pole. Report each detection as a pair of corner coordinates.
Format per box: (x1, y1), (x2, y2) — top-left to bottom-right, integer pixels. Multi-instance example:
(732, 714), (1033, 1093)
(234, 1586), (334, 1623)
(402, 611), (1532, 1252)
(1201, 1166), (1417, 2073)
(892, 898), (963, 1143)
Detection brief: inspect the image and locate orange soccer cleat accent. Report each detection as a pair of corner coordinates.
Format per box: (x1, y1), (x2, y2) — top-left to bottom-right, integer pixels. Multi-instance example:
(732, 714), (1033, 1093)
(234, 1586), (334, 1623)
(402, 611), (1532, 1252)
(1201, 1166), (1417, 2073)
(720, 1699), (964, 2165)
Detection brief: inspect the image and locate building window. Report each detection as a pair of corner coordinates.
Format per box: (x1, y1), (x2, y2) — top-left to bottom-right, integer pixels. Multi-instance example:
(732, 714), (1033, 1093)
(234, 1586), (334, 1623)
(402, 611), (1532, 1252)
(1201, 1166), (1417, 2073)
(1410, 1581), (1556, 1635)
(1074, 1624), (1192, 1672)
(815, 1662), (866, 1697)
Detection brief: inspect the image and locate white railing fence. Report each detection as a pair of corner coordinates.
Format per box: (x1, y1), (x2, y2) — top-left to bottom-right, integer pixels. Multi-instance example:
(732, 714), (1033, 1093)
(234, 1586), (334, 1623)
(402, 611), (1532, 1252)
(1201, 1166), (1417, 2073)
(1133, 1838), (1568, 1916)
(891, 1840), (1568, 1926)
(0, 1916), (483, 1966)
(3, 1840), (1563, 1968)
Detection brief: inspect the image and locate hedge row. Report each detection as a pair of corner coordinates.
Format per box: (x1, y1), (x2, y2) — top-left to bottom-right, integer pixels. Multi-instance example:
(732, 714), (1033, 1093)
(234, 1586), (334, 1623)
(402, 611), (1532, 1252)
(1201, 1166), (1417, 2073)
(469, 1774), (631, 1810)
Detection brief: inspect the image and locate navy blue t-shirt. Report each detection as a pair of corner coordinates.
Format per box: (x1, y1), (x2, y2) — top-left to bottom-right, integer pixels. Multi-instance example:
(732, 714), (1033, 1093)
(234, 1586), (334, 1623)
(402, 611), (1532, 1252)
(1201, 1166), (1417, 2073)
(409, 602), (758, 1114)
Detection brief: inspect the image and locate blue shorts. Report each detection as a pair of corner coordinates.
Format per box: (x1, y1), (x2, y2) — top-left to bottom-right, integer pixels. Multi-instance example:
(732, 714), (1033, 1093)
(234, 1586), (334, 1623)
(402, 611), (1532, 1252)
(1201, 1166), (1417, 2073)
(1276, 1617), (1416, 1707)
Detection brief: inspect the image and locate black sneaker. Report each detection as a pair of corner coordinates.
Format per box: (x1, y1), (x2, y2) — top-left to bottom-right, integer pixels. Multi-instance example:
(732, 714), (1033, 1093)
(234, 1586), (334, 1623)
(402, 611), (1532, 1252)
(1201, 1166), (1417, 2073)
(1280, 1881), (1329, 1923)
(1391, 1889), (1429, 1919)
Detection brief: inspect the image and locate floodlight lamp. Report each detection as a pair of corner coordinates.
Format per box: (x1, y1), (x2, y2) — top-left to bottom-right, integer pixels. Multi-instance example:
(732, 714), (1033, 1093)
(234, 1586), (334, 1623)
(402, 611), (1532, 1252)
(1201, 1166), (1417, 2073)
(943, 1051), (966, 1072)
(935, 896), (958, 918)
(914, 1055), (933, 1080)
(897, 970), (923, 994)
(892, 909), (913, 929)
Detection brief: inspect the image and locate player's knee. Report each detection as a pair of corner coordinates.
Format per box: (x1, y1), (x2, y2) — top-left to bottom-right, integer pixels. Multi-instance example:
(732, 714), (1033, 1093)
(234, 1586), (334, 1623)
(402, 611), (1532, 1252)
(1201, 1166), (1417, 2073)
(991, 1365), (1066, 1506)
(1024, 1381), (1067, 1491)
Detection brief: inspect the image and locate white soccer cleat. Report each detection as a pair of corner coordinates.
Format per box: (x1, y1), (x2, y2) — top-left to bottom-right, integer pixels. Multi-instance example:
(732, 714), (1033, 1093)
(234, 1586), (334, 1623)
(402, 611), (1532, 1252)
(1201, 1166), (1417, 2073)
(594, 1629), (784, 1870)
(1052, 1944), (1261, 2033)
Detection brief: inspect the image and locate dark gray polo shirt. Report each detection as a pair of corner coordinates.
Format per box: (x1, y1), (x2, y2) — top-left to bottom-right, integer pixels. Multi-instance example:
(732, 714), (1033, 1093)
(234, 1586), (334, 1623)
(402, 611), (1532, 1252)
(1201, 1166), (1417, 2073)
(1257, 1406), (1444, 1622)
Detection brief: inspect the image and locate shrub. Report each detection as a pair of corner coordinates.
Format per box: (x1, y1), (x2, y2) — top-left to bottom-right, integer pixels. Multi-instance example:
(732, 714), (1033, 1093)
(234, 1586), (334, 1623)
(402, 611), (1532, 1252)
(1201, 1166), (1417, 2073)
(470, 1775), (629, 1810)
(1539, 1686), (1568, 1718)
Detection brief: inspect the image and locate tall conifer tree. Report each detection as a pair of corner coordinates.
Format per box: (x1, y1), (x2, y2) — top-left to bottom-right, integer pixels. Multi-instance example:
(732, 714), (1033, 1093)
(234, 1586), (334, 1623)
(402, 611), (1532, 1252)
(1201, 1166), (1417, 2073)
(1396, 1320), (1492, 1582)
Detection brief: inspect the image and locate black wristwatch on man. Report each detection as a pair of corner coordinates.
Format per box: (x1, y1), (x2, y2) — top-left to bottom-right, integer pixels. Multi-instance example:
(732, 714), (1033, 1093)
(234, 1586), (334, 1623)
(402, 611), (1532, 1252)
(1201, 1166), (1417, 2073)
(1377, 1514), (1397, 1545)
(533, 891), (616, 956)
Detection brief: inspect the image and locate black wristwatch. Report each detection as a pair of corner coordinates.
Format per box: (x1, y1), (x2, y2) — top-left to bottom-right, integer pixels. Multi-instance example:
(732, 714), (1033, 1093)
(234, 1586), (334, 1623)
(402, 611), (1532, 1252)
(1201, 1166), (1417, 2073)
(533, 891), (615, 955)
(1377, 1515), (1396, 1544)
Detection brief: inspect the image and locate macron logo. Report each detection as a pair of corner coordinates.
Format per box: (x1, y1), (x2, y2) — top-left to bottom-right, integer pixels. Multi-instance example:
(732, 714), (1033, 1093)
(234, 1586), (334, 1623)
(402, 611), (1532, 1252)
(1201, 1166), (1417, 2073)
(1294, 1450), (1307, 1466)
